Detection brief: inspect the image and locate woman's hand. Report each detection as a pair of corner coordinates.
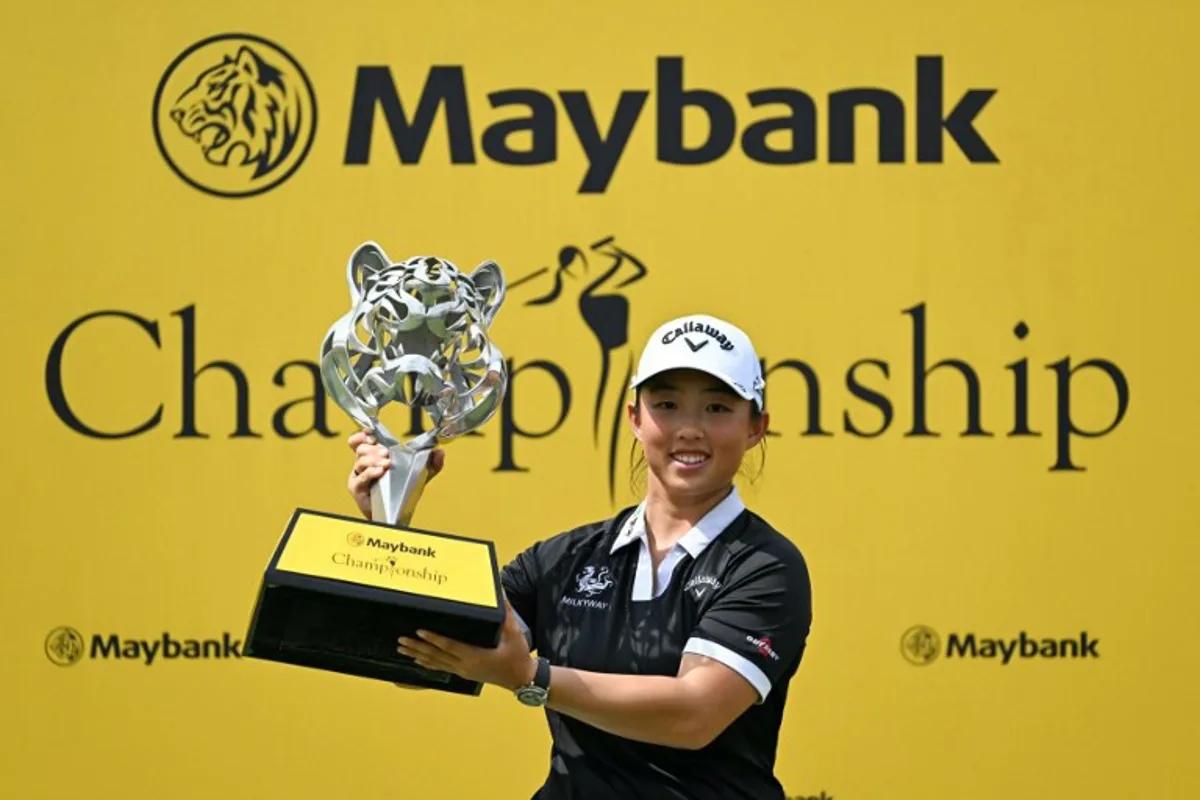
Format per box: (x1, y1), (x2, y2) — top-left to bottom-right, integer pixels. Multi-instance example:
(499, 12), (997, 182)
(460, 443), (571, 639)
(346, 430), (445, 520)
(397, 601), (535, 691)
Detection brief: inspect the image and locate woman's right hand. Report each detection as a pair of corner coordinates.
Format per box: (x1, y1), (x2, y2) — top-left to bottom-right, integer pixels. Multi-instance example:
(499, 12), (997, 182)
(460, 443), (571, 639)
(346, 430), (446, 520)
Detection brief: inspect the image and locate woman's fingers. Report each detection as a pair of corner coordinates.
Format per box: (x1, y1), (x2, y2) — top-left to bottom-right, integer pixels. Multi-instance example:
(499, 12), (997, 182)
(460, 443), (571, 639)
(347, 429), (377, 452)
(355, 442), (389, 460)
(353, 444), (391, 474)
(428, 449), (446, 479)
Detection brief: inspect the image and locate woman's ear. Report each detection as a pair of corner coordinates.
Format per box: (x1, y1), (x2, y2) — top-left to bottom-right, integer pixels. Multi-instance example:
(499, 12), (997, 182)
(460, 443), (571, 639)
(748, 410), (769, 446)
(627, 400), (644, 441)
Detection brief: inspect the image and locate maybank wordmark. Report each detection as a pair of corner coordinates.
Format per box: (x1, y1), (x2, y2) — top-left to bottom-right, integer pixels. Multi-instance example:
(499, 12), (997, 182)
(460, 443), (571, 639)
(905, 628), (1101, 665)
(53, 632), (243, 665)
(947, 632), (1100, 664)
(344, 56), (997, 192)
(366, 537), (436, 557)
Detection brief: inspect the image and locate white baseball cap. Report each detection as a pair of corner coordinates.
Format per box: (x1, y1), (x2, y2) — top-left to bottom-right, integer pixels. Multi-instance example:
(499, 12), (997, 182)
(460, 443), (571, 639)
(630, 314), (765, 410)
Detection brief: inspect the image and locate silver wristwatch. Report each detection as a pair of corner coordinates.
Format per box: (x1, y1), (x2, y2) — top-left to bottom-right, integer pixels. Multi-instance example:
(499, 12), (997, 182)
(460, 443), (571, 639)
(515, 657), (551, 706)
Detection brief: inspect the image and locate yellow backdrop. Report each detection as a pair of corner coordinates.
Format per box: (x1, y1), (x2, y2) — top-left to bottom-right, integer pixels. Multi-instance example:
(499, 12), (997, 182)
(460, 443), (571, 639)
(3, 1), (1197, 798)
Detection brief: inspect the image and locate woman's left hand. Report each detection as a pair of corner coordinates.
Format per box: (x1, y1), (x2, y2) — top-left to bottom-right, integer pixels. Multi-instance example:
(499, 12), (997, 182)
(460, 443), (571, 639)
(397, 601), (535, 691)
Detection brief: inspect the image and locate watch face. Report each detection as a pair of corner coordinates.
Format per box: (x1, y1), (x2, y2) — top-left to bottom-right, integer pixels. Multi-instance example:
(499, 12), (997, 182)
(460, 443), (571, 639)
(516, 685), (548, 707)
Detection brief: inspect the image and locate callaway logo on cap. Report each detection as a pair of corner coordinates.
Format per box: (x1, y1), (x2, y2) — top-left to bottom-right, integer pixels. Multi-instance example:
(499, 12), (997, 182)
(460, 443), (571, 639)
(630, 314), (765, 410)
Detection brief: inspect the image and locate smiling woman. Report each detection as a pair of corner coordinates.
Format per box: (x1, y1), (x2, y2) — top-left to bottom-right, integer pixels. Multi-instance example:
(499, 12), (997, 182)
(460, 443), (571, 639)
(347, 313), (813, 800)
(629, 369), (767, 494)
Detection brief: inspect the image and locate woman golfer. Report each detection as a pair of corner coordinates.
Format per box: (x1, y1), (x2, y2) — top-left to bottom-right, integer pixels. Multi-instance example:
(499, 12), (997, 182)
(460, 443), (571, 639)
(347, 314), (813, 800)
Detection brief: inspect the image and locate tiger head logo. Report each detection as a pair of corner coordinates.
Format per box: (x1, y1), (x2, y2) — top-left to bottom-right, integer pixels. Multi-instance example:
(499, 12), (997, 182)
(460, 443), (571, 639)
(169, 46), (301, 177)
(319, 242), (508, 451)
(45, 626), (85, 667)
(901, 625), (941, 666)
(153, 34), (316, 197)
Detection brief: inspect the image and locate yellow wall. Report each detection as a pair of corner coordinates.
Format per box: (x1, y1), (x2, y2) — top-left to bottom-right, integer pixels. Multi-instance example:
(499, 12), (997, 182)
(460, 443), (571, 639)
(3, 1), (1197, 797)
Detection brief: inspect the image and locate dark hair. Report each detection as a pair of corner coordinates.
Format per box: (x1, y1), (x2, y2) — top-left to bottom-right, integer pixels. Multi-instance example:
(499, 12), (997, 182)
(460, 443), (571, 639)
(627, 385), (767, 495)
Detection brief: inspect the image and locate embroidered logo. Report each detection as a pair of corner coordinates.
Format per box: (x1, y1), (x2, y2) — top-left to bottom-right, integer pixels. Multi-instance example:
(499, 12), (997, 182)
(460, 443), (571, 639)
(684, 574), (722, 598)
(747, 634), (781, 662)
(575, 566), (614, 598)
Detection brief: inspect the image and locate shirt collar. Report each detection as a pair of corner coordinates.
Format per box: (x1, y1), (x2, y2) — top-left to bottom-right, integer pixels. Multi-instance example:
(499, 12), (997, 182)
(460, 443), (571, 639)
(610, 486), (746, 558)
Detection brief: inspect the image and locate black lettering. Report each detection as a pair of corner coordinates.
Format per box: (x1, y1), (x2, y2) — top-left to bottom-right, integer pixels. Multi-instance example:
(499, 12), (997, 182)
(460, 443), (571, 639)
(741, 89), (817, 164)
(271, 360), (337, 439)
(223, 633), (242, 658)
(91, 634), (120, 659)
(828, 89), (905, 163)
(482, 89), (557, 165)
(46, 310), (163, 438)
(174, 305), (259, 439)
(656, 56), (735, 165)
(1047, 357), (1129, 471)
(762, 359), (830, 437)
(1006, 321), (1040, 436)
(495, 359), (571, 472)
(916, 55), (998, 163)
(560, 90), (648, 193)
(344, 66), (475, 165)
(904, 303), (992, 437)
(946, 633), (974, 658)
(844, 359), (893, 437)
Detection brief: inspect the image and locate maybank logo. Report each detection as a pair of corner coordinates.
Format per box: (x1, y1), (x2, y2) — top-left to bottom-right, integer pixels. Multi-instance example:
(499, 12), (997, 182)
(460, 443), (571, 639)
(153, 34), (317, 197)
(901, 625), (941, 665)
(341, 530), (435, 556)
(153, 37), (997, 197)
(343, 55), (997, 193)
(365, 537), (436, 558)
(45, 626), (85, 667)
(45, 627), (243, 666)
(902, 626), (1100, 666)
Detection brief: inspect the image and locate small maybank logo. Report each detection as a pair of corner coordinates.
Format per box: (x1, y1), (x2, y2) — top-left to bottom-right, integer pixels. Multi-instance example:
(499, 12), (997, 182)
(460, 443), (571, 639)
(365, 537), (436, 558)
(46, 627), (243, 666)
(903, 626), (1100, 666)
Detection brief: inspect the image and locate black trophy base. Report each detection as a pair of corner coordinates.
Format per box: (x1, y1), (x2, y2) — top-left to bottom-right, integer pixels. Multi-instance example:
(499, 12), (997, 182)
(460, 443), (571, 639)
(244, 509), (505, 695)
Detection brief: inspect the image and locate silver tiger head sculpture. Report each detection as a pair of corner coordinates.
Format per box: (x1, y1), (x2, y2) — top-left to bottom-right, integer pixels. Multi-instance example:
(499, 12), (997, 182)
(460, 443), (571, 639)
(319, 241), (508, 457)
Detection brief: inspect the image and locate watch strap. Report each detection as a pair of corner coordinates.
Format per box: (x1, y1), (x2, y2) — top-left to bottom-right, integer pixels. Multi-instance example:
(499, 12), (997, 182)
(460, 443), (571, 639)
(532, 656), (550, 691)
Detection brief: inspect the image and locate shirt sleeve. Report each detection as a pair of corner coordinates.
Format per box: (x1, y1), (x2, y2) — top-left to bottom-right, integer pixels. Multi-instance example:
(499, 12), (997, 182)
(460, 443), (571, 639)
(499, 542), (541, 651)
(682, 550), (812, 703)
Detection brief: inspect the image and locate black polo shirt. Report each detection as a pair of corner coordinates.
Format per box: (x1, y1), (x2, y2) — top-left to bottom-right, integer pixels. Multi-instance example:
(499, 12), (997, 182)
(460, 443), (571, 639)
(501, 489), (813, 800)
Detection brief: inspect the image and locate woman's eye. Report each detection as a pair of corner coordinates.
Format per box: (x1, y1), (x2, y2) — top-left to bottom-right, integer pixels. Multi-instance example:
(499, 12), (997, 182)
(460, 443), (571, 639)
(653, 401), (676, 410)
(707, 403), (731, 413)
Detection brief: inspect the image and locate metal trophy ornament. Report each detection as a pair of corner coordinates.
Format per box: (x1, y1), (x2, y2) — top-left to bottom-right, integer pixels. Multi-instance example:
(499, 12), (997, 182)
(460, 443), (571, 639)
(243, 243), (510, 694)
(319, 242), (508, 525)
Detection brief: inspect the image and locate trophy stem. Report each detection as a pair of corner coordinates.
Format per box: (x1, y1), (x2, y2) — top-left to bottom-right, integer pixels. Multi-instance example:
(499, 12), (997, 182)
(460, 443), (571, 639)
(370, 447), (432, 526)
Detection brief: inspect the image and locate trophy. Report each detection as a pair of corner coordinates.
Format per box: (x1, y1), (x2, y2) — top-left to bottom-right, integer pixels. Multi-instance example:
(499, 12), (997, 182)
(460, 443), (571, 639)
(244, 242), (509, 695)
